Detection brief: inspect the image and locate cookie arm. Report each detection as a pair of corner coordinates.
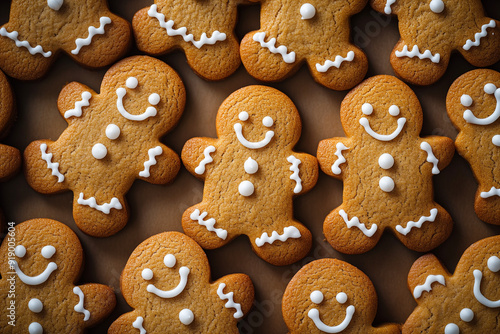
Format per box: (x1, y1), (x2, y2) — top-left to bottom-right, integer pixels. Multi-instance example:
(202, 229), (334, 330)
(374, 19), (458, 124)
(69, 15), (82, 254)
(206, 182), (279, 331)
(317, 138), (351, 180)
(138, 143), (180, 185)
(407, 254), (450, 302)
(0, 144), (20, 180)
(75, 283), (116, 328)
(287, 152), (318, 195)
(181, 137), (219, 180)
(420, 136), (455, 172)
(57, 82), (96, 124)
(213, 274), (254, 319)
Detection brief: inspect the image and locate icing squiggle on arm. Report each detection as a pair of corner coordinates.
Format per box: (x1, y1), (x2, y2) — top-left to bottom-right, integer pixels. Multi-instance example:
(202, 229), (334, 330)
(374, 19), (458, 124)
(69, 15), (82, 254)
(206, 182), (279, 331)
(73, 287), (90, 321)
(0, 28), (52, 57)
(384, 0), (396, 14)
(332, 143), (348, 175)
(255, 226), (301, 247)
(463, 20), (496, 51)
(395, 45), (441, 63)
(420, 142), (440, 174)
(217, 283), (244, 318)
(339, 210), (377, 237)
(396, 208), (438, 235)
(287, 155), (302, 194)
(190, 209), (228, 239)
(71, 17), (112, 55)
(413, 275), (445, 298)
(139, 146), (163, 178)
(40, 143), (64, 182)
(253, 32), (296, 64)
(481, 187), (500, 198)
(195, 146), (216, 175)
(133, 317), (146, 334)
(77, 193), (122, 214)
(316, 51), (355, 72)
(64, 91), (92, 118)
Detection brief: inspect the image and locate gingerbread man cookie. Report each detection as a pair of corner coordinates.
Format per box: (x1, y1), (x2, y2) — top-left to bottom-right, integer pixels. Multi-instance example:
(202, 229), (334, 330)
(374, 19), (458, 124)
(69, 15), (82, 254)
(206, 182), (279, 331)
(371, 0), (500, 86)
(240, 0), (369, 91)
(0, 219), (116, 333)
(181, 85), (318, 265)
(133, 0), (244, 81)
(108, 231), (254, 333)
(24, 56), (185, 237)
(0, 0), (131, 80)
(403, 235), (500, 333)
(447, 69), (500, 225)
(317, 75), (454, 254)
(283, 258), (400, 334)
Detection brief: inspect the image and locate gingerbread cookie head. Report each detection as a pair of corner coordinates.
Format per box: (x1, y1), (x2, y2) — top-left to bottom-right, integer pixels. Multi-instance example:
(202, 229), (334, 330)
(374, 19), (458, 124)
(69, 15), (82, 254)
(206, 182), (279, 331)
(24, 56), (185, 237)
(133, 0), (243, 81)
(0, 219), (116, 333)
(447, 69), (500, 225)
(109, 231), (254, 333)
(317, 75), (454, 254)
(371, 0), (500, 85)
(0, 0), (131, 80)
(181, 85), (318, 265)
(240, 0), (369, 91)
(403, 235), (500, 333)
(283, 258), (400, 334)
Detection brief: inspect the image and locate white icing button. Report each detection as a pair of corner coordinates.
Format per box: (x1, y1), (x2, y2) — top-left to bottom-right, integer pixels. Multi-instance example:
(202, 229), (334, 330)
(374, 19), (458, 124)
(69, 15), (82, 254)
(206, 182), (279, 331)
(444, 323), (459, 334)
(141, 268), (153, 280)
(460, 94), (473, 107)
(92, 143), (107, 159)
(244, 157), (259, 174)
(485, 83), (497, 95)
(492, 135), (500, 147)
(460, 308), (474, 322)
(179, 308), (194, 325)
(15, 245), (26, 258)
(430, 0), (445, 13)
(239, 111), (249, 121)
(310, 290), (324, 304)
(148, 93), (160, 105)
(41, 245), (56, 259)
(389, 105), (400, 116)
(487, 256), (500, 272)
(336, 292), (348, 304)
(105, 124), (120, 140)
(378, 153), (394, 169)
(47, 0), (63, 11)
(362, 103), (373, 115)
(28, 298), (43, 313)
(300, 3), (316, 20)
(164, 254), (176, 268)
(28, 322), (43, 334)
(379, 176), (395, 192)
(126, 77), (138, 89)
(239, 180), (255, 196)
(262, 116), (274, 127)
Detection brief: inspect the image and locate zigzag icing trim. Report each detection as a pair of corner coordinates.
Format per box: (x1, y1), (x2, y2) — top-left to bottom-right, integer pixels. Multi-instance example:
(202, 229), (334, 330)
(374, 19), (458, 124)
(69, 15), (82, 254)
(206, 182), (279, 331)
(463, 20), (496, 51)
(71, 17), (112, 55)
(77, 193), (122, 214)
(40, 143), (64, 183)
(396, 208), (438, 235)
(139, 146), (163, 178)
(64, 91), (92, 118)
(332, 143), (348, 175)
(339, 210), (377, 237)
(0, 27), (52, 57)
(190, 209), (227, 239)
(253, 32), (296, 63)
(255, 226), (301, 247)
(195, 146), (216, 175)
(413, 274), (445, 299)
(217, 283), (244, 318)
(481, 187), (500, 198)
(287, 155), (302, 194)
(395, 45), (440, 63)
(316, 51), (355, 72)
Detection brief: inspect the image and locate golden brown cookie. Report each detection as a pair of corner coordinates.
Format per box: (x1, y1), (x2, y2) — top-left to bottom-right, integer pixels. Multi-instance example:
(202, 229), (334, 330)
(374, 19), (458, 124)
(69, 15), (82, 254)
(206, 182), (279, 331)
(0, 0), (131, 80)
(371, 0), (500, 86)
(132, 0), (244, 81)
(403, 235), (500, 333)
(447, 69), (500, 225)
(181, 85), (318, 266)
(317, 75), (454, 254)
(0, 218), (116, 333)
(283, 258), (400, 334)
(108, 231), (254, 334)
(240, 0), (369, 91)
(24, 56), (185, 237)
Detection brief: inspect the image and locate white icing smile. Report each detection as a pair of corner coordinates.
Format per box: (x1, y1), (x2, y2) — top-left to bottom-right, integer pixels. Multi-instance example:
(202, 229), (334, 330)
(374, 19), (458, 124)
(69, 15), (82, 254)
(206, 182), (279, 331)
(234, 112), (275, 149)
(143, 254), (190, 299)
(472, 256), (500, 308)
(13, 244), (58, 285)
(307, 291), (355, 333)
(462, 83), (500, 125)
(116, 77), (160, 121)
(359, 103), (406, 141)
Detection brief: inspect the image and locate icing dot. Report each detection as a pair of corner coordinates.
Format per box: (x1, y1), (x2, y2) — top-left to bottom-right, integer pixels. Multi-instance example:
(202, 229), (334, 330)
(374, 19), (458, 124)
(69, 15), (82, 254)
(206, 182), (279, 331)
(389, 105), (400, 116)
(336, 292), (348, 304)
(15, 245), (26, 258)
(378, 153), (394, 169)
(179, 308), (194, 325)
(487, 256), (500, 272)
(28, 322), (43, 334)
(362, 103), (373, 115)
(105, 124), (120, 140)
(460, 308), (474, 322)
(28, 298), (43, 313)
(310, 290), (324, 304)
(47, 0), (63, 11)
(148, 93), (160, 106)
(485, 83), (497, 95)
(92, 143), (107, 159)
(262, 116), (274, 127)
(244, 157), (259, 174)
(239, 111), (249, 121)
(164, 254), (176, 268)
(239, 180), (255, 197)
(145, 106), (157, 117)
(141, 268), (153, 280)
(492, 135), (500, 147)
(430, 0), (445, 13)
(444, 323), (459, 334)
(460, 94), (473, 107)
(41, 245), (56, 259)
(300, 3), (316, 20)
(126, 77), (138, 89)
(379, 176), (395, 192)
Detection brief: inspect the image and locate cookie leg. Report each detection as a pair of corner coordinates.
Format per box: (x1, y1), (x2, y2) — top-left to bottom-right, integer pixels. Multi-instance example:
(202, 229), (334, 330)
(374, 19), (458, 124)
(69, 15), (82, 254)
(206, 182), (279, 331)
(249, 220), (312, 266)
(393, 205), (452, 252)
(108, 311), (145, 334)
(323, 206), (381, 254)
(182, 204), (231, 249)
(458, 21), (500, 67)
(475, 193), (500, 225)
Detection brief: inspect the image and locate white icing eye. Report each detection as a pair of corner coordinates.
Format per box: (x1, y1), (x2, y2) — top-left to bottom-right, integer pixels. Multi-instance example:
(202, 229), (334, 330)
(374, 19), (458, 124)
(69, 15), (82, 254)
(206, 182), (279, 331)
(460, 308), (474, 322)
(126, 77), (138, 89)
(262, 116), (274, 127)
(105, 124), (120, 140)
(379, 176), (395, 192)
(244, 157), (259, 174)
(485, 83), (497, 95)
(492, 135), (500, 147)
(28, 298), (43, 313)
(41, 245), (56, 259)
(378, 153), (394, 169)
(430, 0), (444, 13)
(141, 268), (154, 280)
(239, 111), (249, 121)
(388, 105), (400, 116)
(47, 0), (63, 11)
(310, 290), (324, 304)
(487, 256), (500, 272)
(92, 143), (107, 159)
(148, 93), (160, 106)
(460, 94), (473, 107)
(444, 323), (459, 334)
(15, 245), (26, 258)
(336, 292), (348, 304)
(300, 3), (316, 20)
(164, 254), (176, 268)
(362, 103), (373, 115)
(179, 308), (194, 325)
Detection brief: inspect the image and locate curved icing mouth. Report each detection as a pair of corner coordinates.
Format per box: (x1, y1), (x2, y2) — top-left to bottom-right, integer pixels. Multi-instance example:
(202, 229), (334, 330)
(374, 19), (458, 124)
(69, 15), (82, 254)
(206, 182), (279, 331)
(12, 260), (57, 286)
(146, 266), (190, 298)
(116, 77), (160, 121)
(473, 269), (500, 308)
(308, 305), (355, 333)
(359, 117), (406, 141)
(234, 123), (274, 149)
(462, 84), (500, 125)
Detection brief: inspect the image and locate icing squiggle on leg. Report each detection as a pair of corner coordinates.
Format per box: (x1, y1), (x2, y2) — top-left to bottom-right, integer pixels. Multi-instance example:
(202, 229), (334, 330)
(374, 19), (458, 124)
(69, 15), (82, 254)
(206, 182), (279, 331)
(339, 210), (377, 237)
(395, 45), (441, 63)
(0, 27), (52, 57)
(315, 51), (355, 72)
(253, 32), (296, 64)
(463, 20), (496, 51)
(190, 209), (228, 240)
(481, 187), (500, 198)
(255, 226), (301, 247)
(71, 17), (112, 55)
(77, 193), (122, 214)
(217, 283), (244, 318)
(395, 208), (438, 235)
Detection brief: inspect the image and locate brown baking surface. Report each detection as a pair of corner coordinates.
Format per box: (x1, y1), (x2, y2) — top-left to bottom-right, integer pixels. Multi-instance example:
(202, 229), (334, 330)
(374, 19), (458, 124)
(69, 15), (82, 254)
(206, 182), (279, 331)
(1, 1), (499, 333)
